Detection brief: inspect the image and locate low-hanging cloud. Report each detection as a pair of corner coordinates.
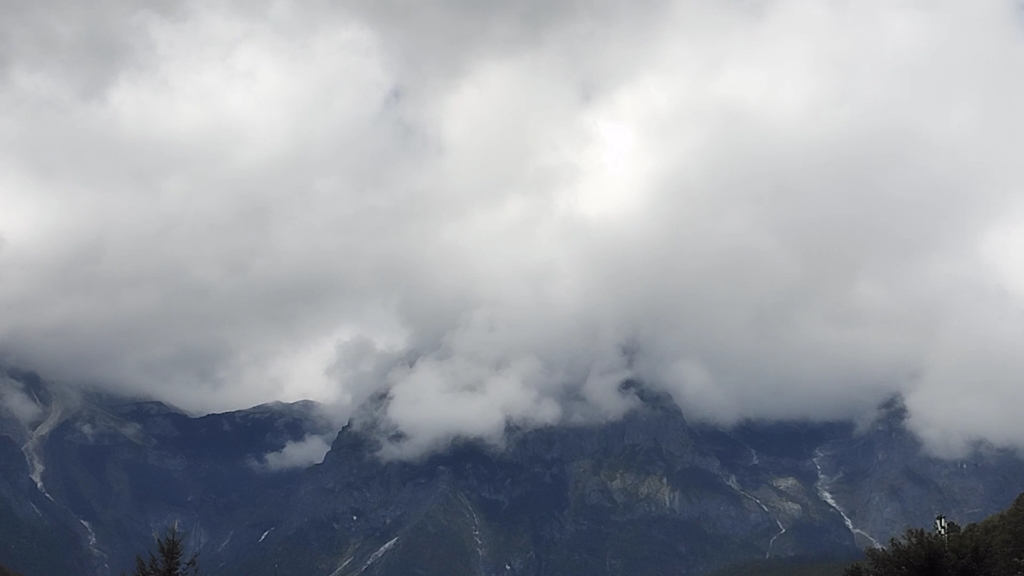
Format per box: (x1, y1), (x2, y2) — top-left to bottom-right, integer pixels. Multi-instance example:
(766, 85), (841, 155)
(0, 377), (43, 426)
(256, 434), (332, 471)
(2, 0), (1024, 457)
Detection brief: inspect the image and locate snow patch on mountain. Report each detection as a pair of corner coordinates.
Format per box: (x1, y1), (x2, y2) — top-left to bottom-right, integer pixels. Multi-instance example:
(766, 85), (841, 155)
(813, 449), (880, 548)
(725, 475), (787, 558)
(22, 393), (64, 499)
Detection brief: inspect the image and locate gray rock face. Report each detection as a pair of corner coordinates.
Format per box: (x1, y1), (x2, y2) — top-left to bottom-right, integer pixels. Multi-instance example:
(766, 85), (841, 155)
(810, 398), (1024, 548)
(0, 368), (336, 576)
(1, 370), (1023, 576)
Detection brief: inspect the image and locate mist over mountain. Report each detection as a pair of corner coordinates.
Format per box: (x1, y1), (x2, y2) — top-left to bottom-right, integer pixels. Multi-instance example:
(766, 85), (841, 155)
(3, 0), (1024, 459)
(3, 3), (1024, 574)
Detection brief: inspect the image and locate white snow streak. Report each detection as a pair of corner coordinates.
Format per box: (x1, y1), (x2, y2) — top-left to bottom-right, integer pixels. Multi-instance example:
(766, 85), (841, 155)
(80, 520), (103, 557)
(458, 492), (485, 572)
(813, 450), (880, 548)
(327, 556), (354, 576)
(725, 475), (786, 558)
(356, 537), (399, 574)
(218, 530), (234, 552)
(21, 394), (63, 500)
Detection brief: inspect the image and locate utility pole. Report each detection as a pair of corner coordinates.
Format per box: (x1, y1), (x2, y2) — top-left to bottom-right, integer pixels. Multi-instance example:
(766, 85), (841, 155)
(935, 515), (949, 544)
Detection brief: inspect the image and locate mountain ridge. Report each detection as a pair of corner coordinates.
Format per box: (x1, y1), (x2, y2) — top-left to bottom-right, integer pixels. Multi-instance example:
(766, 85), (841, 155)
(2, 368), (1023, 575)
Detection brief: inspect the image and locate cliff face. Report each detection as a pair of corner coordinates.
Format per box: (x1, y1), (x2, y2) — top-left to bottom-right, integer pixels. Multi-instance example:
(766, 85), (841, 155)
(1, 369), (1023, 576)
(0, 368), (334, 576)
(810, 399), (1024, 549)
(237, 404), (855, 576)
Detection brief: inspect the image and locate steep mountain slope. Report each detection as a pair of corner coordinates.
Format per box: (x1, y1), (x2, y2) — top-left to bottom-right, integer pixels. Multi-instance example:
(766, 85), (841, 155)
(0, 368), (336, 576)
(810, 398), (1024, 548)
(233, 391), (1024, 576)
(1, 369), (1023, 576)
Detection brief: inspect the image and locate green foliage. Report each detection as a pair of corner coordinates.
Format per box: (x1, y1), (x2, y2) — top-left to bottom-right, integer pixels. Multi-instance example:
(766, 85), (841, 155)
(969, 493), (1024, 576)
(844, 494), (1024, 576)
(126, 525), (202, 576)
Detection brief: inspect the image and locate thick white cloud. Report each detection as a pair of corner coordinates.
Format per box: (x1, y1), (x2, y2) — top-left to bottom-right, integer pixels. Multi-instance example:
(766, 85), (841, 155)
(257, 434), (332, 470)
(2, 0), (1024, 456)
(0, 377), (43, 426)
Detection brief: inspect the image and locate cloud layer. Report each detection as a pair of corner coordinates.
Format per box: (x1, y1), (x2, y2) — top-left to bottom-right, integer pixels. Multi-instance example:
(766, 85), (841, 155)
(2, 0), (1024, 456)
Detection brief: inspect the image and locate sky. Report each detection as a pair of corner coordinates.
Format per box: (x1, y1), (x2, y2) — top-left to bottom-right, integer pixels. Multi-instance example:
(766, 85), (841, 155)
(2, 0), (1024, 457)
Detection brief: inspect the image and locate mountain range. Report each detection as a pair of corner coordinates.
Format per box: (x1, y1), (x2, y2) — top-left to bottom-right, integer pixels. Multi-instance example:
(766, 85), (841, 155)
(2, 367), (1023, 576)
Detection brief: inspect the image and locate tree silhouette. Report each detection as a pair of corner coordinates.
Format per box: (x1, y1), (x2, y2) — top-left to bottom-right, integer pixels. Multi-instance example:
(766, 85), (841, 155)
(842, 522), (992, 576)
(127, 525), (202, 576)
(842, 508), (1019, 576)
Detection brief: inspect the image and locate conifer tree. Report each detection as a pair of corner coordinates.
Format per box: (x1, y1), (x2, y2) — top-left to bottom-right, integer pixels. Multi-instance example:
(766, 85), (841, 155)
(127, 525), (202, 576)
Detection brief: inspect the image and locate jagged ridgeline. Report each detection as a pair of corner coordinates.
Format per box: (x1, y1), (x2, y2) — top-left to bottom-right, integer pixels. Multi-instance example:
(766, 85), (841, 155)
(3, 368), (1024, 576)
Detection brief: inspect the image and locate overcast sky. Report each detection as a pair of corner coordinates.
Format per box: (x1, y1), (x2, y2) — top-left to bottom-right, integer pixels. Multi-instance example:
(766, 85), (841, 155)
(2, 0), (1024, 457)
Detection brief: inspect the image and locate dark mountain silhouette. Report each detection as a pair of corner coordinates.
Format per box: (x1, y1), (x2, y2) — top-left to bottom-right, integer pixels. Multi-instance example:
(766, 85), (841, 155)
(2, 369), (1023, 576)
